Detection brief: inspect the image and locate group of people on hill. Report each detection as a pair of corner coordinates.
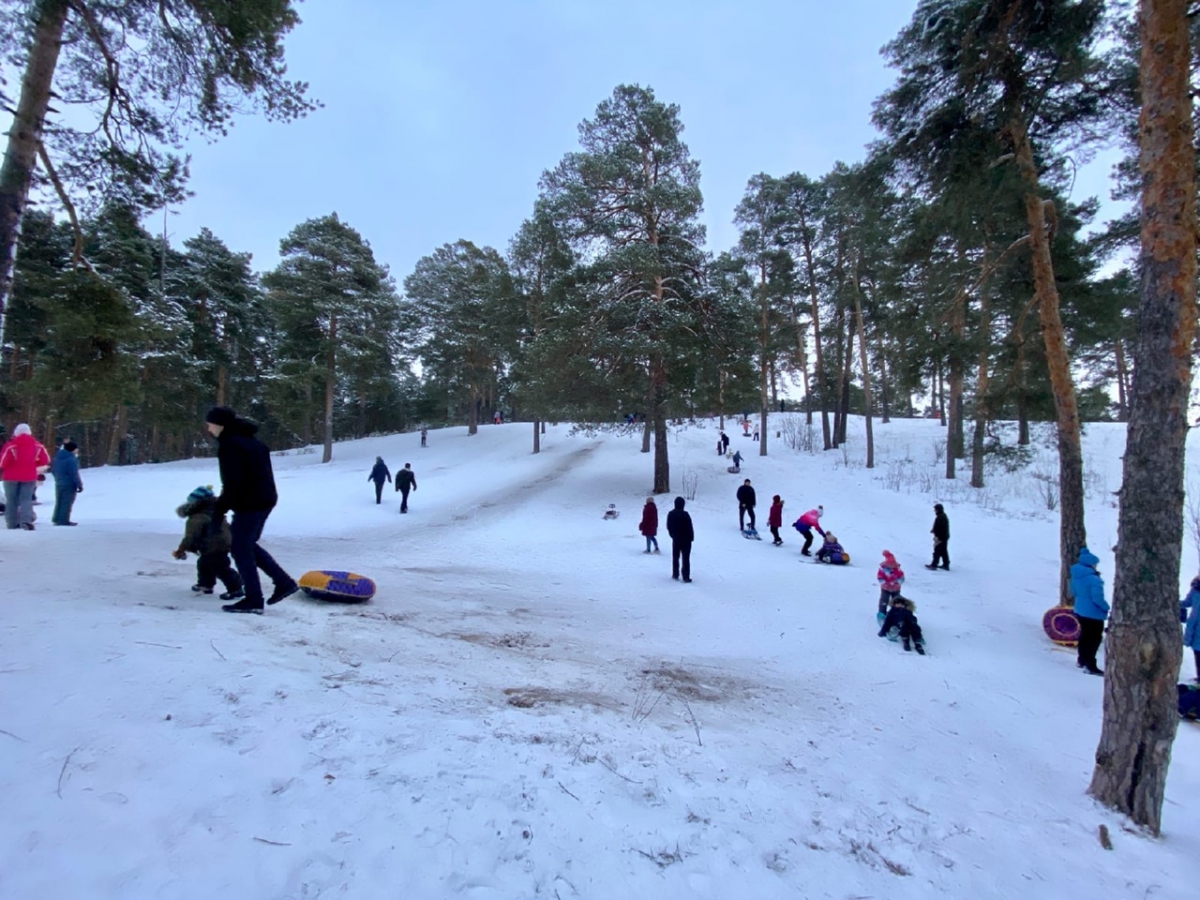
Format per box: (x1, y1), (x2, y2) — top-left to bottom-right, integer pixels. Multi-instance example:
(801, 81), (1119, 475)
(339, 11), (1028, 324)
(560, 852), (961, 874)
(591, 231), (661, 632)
(1, 424), (84, 529)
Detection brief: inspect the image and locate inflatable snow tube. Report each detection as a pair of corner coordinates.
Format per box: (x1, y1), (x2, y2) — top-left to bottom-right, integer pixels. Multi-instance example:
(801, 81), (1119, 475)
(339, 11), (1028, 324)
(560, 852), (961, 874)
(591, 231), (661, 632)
(1042, 605), (1081, 646)
(299, 570), (376, 603)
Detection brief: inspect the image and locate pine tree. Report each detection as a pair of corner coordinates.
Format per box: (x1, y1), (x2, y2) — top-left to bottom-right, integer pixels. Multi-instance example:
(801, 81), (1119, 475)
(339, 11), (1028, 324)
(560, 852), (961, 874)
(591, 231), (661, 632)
(264, 214), (401, 463)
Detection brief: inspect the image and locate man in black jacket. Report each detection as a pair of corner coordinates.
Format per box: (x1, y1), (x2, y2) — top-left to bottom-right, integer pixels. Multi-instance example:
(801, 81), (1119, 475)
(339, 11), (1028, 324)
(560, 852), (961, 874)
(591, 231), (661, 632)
(205, 406), (297, 614)
(736, 479), (756, 531)
(926, 503), (950, 571)
(395, 462), (417, 513)
(368, 456), (391, 504)
(666, 496), (694, 583)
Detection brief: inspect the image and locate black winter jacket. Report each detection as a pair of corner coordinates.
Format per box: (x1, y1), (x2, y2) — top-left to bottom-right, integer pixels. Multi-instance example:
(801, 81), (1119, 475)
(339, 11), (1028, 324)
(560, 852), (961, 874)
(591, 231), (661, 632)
(396, 468), (417, 490)
(369, 460), (391, 484)
(932, 511), (950, 542)
(214, 418), (278, 515)
(666, 498), (694, 544)
(736, 484), (756, 507)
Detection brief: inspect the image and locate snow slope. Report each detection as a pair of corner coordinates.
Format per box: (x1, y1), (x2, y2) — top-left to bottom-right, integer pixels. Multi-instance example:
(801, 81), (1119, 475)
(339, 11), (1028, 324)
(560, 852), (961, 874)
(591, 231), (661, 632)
(2, 415), (1198, 899)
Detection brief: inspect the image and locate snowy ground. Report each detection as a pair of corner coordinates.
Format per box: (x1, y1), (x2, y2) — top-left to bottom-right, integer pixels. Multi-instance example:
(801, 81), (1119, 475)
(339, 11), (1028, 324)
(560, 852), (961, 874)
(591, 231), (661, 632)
(2, 414), (1199, 899)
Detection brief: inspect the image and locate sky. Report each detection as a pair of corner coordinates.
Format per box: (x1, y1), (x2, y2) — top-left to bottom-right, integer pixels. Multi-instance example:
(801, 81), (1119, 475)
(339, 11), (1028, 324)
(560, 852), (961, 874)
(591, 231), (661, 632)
(155, 0), (1115, 284)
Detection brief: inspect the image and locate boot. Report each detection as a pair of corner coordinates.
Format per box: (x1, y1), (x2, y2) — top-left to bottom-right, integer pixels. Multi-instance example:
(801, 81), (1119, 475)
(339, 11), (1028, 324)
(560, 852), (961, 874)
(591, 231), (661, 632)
(902, 636), (912, 652)
(219, 587), (245, 601)
(222, 597), (264, 614)
(914, 640), (926, 656)
(1084, 665), (1104, 676)
(924, 563), (938, 570)
(192, 585), (213, 595)
(267, 582), (299, 605)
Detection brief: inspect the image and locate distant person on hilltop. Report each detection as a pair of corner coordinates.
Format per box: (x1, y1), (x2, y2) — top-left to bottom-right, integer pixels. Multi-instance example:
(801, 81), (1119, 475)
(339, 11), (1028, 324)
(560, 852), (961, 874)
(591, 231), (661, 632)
(792, 505), (825, 556)
(926, 503), (950, 571)
(666, 496), (694, 583)
(395, 462), (417, 513)
(420, 427), (428, 448)
(368, 456), (391, 505)
(205, 406), (297, 614)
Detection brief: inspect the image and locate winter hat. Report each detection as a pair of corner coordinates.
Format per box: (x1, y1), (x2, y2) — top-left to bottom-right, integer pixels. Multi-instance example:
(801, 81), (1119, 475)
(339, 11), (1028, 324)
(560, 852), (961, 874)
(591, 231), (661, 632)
(13, 423), (31, 437)
(187, 485), (215, 503)
(881, 550), (898, 568)
(63, 441), (78, 452)
(205, 406), (237, 428)
(773, 495), (781, 503)
(825, 533), (837, 542)
(934, 503), (944, 513)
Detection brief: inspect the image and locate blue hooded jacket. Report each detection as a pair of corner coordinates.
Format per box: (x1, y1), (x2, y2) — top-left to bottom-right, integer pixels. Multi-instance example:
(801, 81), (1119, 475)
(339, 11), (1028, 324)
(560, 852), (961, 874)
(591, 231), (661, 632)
(1070, 547), (1109, 621)
(1181, 578), (1200, 652)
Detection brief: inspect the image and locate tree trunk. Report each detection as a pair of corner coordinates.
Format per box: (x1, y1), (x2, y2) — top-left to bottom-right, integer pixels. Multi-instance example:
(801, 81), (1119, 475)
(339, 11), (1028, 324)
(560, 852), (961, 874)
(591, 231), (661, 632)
(937, 360), (946, 426)
(971, 263), (994, 489)
(798, 220), (831, 449)
(853, 263), (874, 469)
(651, 355), (669, 493)
(874, 327), (891, 424)
(1012, 113), (1087, 606)
(533, 419), (540, 454)
(1017, 340), (1031, 445)
(468, 387), (478, 435)
(837, 310), (854, 445)
(1089, 0), (1195, 837)
(106, 406), (126, 467)
(0, 0), (69, 335)
(1115, 339), (1130, 421)
(946, 291), (966, 479)
(796, 319), (813, 425)
(322, 314), (336, 463)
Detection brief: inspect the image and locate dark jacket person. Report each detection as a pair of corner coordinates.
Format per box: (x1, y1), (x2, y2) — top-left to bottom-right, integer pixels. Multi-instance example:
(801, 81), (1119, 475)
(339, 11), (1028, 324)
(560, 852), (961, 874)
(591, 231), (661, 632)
(926, 503), (950, 571)
(206, 406), (296, 614)
(666, 496), (694, 583)
(368, 457), (391, 504)
(736, 479), (757, 530)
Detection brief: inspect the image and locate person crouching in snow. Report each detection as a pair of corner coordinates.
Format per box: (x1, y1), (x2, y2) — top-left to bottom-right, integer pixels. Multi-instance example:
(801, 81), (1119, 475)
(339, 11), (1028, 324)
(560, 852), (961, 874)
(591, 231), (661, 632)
(877, 550), (905, 621)
(793, 505), (825, 556)
(1070, 546), (1109, 676)
(173, 485), (243, 600)
(816, 532), (849, 565)
(878, 596), (925, 654)
(639, 497), (660, 554)
(768, 495), (784, 545)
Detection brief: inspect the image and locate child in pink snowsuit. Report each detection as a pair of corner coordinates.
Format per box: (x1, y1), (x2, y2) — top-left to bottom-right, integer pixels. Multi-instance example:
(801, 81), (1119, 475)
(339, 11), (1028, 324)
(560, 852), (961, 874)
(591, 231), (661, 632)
(793, 505), (825, 556)
(877, 550), (905, 621)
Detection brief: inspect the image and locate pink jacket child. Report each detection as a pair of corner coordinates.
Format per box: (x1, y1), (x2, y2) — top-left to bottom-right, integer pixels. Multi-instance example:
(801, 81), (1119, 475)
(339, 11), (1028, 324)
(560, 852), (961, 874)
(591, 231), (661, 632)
(793, 505), (826, 556)
(877, 550), (905, 620)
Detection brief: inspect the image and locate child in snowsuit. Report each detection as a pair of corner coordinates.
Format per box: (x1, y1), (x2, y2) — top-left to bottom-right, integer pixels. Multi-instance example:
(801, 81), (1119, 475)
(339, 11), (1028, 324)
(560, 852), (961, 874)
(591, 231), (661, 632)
(768, 496), (784, 545)
(639, 497), (660, 553)
(173, 485), (243, 599)
(1070, 546), (1108, 676)
(1182, 574), (1200, 683)
(793, 505), (825, 556)
(877, 550), (905, 620)
(816, 533), (849, 565)
(878, 596), (925, 654)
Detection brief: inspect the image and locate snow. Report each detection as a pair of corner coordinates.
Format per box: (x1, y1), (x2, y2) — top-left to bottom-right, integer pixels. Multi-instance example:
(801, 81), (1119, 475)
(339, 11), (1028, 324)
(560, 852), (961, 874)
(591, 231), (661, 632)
(2, 414), (1199, 899)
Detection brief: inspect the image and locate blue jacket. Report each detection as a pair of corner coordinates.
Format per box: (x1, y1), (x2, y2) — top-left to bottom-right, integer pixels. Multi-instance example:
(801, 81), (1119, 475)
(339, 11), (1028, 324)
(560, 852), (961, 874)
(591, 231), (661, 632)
(50, 447), (82, 491)
(1070, 547), (1109, 621)
(1182, 579), (1200, 651)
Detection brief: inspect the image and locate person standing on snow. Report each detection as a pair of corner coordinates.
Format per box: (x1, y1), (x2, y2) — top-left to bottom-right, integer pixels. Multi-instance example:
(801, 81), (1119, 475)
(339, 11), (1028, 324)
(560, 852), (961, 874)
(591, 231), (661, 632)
(639, 497), (660, 554)
(876, 550), (905, 621)
(736, 478), (757, 531)
(395, 462), (417, 513)
(666, 496), (694, 583)
(420, 427), (428, 448)
(1, 424), (50, 530)
(368, 456), (391, 504)
(793, 505), (825, 556)
(926, 503), (950, 571)
(205, 406), (297, 614)
(720, 431), (730, 454)
(1181, 574), (1200, 683)
(1070, 546), (1108, 676)
(50, 440), (83, 526)
(767, 495), (785, 545)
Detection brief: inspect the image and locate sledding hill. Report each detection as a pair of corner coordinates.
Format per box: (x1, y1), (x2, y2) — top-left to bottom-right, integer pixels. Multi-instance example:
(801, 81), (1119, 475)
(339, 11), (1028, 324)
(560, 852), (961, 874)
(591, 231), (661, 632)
(1, 415), (1197, 899)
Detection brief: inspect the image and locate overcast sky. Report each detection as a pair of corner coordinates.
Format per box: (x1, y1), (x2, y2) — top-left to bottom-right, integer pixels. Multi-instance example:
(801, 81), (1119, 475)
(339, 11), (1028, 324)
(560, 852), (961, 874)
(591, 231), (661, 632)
(164, 0), (1122, 283)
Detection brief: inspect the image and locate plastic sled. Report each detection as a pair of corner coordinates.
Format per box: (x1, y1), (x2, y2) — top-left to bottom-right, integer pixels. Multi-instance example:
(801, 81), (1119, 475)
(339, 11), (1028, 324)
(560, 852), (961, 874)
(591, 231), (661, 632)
(298, 570), (377, 603)
(1042, 605), (1081, 646)
(603, 503), (620, 520)
(741, 528), (762, 540)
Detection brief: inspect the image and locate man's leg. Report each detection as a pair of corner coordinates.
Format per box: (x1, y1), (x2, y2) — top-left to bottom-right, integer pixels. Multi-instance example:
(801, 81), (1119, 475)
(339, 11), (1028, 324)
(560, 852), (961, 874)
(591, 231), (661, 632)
(246, 511), (294, 597)
(3, 481), (18, 529)
(671, 542), (681, 579)
(229, 512), (266, 606)
(400, 486), (410, 512)
(748, 507), (756, 528)
(375, 481), (383, 504)
(52, 486), (70, 525)
(681, 543), (691, 581)
(739, 504), (746, 530)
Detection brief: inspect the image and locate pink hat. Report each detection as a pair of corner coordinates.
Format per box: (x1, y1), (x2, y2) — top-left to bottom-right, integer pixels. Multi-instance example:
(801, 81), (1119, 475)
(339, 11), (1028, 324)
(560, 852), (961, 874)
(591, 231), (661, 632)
(881, 550), (898, 567)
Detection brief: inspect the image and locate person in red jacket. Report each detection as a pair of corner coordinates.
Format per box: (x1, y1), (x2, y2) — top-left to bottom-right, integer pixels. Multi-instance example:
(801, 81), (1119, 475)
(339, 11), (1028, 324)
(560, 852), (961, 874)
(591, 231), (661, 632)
(639, 497), (660, 554)
(792, 505), (825, 556)
(767, 495), (785, 545)
(1, 424), (51, 530)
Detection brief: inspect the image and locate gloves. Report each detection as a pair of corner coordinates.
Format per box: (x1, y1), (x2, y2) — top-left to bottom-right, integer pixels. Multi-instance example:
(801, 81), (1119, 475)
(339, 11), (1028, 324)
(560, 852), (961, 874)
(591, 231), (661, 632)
(172, 549), (187, 560)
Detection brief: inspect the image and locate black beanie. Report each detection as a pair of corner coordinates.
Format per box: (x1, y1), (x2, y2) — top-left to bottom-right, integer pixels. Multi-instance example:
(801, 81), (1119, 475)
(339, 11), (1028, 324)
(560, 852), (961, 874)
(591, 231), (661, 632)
(63, 440), (78, 452)
(205, 406), (237, 427)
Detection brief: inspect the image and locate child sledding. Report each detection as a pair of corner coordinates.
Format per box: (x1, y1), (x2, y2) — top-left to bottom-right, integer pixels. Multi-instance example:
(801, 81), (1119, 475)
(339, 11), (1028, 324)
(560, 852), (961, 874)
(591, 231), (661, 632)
(878, 595), (926, 655)
(814, 532), (849, 564)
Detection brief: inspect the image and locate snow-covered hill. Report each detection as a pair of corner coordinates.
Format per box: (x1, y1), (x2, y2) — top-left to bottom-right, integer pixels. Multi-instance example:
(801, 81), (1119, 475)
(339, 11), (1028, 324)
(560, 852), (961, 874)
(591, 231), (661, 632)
(2, 414), (1198, 899)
